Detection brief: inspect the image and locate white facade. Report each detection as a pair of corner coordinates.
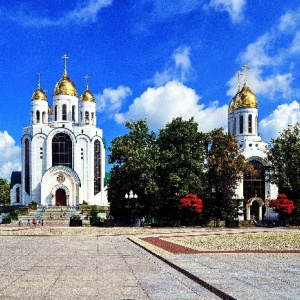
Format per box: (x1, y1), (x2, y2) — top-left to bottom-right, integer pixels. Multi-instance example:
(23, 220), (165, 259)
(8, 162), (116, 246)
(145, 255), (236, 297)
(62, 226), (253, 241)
(10, 60), (108, 207)
(228, 70), (278, 221)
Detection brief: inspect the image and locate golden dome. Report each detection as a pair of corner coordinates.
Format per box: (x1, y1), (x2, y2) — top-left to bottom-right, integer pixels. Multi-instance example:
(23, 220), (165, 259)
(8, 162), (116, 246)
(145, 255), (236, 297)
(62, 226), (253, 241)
(53, 73), (78, 97)
(80, 88), (95, 102)
(31, 88), (47, 101)
(235, 83), (258, 109)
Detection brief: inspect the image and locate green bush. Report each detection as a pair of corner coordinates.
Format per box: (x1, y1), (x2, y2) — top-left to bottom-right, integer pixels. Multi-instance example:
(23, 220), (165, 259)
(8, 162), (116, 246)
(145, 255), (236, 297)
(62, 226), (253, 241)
(2, 216), (11, 224)
(70, 214), (81, 220)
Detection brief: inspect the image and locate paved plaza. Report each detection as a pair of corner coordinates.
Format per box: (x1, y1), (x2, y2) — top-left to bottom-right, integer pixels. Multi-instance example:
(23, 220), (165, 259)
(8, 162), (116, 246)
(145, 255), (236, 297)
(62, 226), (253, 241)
(0, 227), (299, 299)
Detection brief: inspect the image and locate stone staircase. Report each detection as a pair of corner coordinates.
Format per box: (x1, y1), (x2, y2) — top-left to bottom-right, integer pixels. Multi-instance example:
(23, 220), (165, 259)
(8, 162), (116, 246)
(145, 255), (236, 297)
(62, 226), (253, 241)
(18, 206), (83, 226)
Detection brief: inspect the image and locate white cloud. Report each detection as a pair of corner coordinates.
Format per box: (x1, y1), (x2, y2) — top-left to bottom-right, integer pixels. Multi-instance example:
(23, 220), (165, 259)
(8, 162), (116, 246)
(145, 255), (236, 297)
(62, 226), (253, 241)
(138, 0), (201, 20)
(260, 101), (300, 141)
(153, 46), (192, 86)
(115, 80), (228, 132)
(0, 131), (21, 181)
(96, 85), (132, 116)
(206, 0), (246, 23)
(7, 0), (113, 27)
(290, 31), (300, 54)
(278, 7), (300, 32)
(227, 10), (300, 100)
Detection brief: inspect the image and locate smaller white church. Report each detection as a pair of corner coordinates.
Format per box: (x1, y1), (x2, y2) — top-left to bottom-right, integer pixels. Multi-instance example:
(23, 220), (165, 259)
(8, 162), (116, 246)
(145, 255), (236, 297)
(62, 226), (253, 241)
(10, 55), (108, 207)
(228, 66), (278, 221)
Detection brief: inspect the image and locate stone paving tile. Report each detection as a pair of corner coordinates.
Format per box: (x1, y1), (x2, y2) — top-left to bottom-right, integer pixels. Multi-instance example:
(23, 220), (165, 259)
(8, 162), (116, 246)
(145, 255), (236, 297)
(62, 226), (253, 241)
(165, 253), (300, 300)
(137, 273), (202, 299)
(1, 235), (221, 300)
(2, 228), (298, 300)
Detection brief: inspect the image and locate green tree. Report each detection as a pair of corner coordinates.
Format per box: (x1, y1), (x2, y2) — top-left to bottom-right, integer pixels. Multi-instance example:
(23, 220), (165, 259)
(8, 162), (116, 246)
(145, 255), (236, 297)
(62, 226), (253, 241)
(267, 123), (300, 216)
(108, 120), (158, 224)
(155, 117), (206, 221)
(204, 128), (256, 222)
(0, 178), (10, 205)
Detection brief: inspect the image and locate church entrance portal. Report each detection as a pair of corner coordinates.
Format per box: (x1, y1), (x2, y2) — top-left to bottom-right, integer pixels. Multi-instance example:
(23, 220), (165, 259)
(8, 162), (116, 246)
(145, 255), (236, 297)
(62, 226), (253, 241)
(250, 200), (259, 221)
(56, 188), (66, 206)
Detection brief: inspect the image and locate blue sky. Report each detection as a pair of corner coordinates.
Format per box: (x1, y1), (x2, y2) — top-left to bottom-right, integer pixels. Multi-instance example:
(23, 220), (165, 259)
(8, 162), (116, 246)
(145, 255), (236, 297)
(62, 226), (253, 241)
(1, 0), (300, 180)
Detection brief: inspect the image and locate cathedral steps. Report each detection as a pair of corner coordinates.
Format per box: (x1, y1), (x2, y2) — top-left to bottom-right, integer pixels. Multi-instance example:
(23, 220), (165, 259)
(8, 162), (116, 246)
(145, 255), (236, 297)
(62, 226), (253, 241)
(18, 206), (85, 226)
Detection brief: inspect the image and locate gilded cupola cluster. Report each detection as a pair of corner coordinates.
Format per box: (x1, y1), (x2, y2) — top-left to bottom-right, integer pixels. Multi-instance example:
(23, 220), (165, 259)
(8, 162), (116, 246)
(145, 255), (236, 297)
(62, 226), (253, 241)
(32, 55), (95, 101)
(228, 65), (258, 114)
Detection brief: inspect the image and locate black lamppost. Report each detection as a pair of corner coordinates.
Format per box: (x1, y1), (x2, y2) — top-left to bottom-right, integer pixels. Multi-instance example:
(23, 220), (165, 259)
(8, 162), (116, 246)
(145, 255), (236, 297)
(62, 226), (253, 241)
(125, 190), (137, 225)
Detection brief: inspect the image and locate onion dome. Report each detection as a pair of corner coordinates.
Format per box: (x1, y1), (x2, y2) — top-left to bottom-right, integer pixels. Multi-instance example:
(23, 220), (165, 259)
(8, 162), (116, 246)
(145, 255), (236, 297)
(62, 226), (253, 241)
(80, 88), (95, 102)
(80, 75), (95, 102)
(229, 66), (258, 112)
(53, 54), (78, 97)
(31, 88), (47, 101)
(31, 73), (47, 101)
(235, 83), (258, 109)
(53, 73), (78, 97)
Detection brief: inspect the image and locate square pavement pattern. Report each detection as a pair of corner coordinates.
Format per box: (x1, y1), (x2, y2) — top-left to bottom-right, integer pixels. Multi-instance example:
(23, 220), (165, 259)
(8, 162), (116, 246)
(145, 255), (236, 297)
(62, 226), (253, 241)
(0, 232), (299, 299)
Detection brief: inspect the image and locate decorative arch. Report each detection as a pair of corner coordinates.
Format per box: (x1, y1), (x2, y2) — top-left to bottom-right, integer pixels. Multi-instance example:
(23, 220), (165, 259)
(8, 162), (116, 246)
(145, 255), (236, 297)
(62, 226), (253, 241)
(41, 166), (81, 206)
(51, 184), (69, 206)
(246, 196), (264, 221)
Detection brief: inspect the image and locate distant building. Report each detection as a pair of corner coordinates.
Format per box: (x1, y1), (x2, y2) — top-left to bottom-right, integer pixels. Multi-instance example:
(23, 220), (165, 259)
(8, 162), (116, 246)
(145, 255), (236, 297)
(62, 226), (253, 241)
(228, 66), (278, 221)
(10, 56), (108, 207)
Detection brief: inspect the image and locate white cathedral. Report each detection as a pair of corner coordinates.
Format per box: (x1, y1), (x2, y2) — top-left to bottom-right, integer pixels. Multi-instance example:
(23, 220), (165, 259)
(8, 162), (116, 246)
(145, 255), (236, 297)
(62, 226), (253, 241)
(228, 66), (278, 221)
(10, 55), (108, 207)
(10, 59), (277, 221)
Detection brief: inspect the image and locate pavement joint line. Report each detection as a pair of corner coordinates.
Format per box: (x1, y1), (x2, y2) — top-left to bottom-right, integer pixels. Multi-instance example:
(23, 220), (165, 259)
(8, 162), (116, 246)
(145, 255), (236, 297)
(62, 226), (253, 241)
(129, 238), (208, 299)
(129, 237), (236, 300)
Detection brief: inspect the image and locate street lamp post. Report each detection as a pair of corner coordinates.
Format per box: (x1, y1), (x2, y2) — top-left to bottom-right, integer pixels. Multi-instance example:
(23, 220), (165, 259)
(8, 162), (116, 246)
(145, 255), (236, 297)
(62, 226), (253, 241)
(125, 190), (138, 226)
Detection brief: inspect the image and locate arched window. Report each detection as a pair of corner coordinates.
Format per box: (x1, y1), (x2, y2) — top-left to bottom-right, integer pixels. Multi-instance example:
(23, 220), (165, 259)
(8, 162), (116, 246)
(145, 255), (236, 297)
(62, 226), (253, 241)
(91, 112), (94, 125)
(24, 139), (30, 194)
(255, 116), (258, 134)
(248, 114), (252, 133)
(72, 105), (76, 122)
(42, 111), (46, 124)
(243, 160), (265, 201)
(16, 187), (20, 203)
(52, 133), (72, 168)
(85, 111), (89, 124)
(62, 104), (67, 121)
(94, 140), (101, 195)
(36, 111), (40, 123)
(239, 115), (243, 134)
(233, 117), (236, 135)
(54, 105), (57, 121)
(80, 112), (82, 123)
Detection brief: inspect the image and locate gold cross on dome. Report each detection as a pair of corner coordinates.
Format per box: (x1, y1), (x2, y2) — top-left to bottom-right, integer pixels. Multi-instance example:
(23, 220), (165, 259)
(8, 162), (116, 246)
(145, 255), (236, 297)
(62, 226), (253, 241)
(242, 64), (249, 84)
(62, 54), (69, 74)
(36, 73), (42, 88)
(236, 71), (243, 91)
(85, 75), (90, 89)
